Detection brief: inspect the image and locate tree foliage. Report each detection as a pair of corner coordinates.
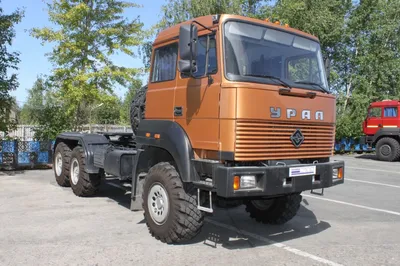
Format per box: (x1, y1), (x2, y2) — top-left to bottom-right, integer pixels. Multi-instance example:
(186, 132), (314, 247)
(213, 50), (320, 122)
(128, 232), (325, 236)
(19, 77), (47, 125)
(18, 76), (71, 140)
(91, 93), (122, 124)
(30, 0), (146, 129)
(0, 2), (24, 134)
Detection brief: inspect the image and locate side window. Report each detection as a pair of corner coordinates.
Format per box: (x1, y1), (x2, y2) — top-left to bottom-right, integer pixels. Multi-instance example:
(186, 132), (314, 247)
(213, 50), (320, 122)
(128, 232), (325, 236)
(368, 107), (382, 118)
(183, 34), (217, 78)
(151, 43), (178, 82)
(384, 107), (398, 117)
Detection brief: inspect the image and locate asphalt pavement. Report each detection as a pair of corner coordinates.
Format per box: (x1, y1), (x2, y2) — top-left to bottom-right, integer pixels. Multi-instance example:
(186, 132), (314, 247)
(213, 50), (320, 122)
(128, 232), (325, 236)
(0, 154), (399, 266)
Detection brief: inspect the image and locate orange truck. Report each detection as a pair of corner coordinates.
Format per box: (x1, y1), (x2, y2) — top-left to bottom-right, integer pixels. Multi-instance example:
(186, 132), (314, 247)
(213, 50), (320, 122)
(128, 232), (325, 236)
(52, 14), (345, 244)
(360, 100), (400, 161)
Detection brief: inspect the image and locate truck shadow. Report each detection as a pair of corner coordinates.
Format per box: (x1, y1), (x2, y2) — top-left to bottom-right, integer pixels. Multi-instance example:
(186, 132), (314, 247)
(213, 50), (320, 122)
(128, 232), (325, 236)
(354, 154), (400, 163)
(354, 154), (378, 161)
(186, 202), (331, 250)
(98, 178), (331, 249)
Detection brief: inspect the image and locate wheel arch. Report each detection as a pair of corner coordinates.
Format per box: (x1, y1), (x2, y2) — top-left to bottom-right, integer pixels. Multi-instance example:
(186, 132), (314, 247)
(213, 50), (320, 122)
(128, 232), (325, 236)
(372, 128), (400, 145)
(134, 120), (199, 183)
(54, 133), (110, 174)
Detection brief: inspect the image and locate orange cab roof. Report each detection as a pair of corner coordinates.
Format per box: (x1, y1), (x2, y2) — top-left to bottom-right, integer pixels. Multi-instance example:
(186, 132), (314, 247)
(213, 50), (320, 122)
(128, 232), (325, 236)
(154, 14), (319, 46)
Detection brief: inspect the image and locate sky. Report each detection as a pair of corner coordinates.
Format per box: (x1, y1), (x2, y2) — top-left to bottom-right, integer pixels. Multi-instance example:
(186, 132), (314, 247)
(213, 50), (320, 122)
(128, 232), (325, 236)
(2, 0), (164, 107)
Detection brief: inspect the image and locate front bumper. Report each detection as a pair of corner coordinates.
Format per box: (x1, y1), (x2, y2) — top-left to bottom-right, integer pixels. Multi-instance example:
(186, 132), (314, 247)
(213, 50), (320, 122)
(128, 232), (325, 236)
(214, 161), (344, 198)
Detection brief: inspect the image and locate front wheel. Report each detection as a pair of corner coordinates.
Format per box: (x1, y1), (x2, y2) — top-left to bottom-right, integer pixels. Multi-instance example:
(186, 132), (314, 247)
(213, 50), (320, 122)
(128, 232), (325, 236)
(142, 162), (204, 243)
(376, 137), (400, 162)
(245, 193), (302, 225)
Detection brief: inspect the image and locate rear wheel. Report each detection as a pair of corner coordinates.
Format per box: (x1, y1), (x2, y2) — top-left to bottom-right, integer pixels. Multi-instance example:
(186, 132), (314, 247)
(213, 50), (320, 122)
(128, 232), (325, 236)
(142, 162), (204, 243)
(69, 146), (102, 197)
(53, 142), (71, 187)
(245, 193), (302, 224)
(376, 137), (400, 162)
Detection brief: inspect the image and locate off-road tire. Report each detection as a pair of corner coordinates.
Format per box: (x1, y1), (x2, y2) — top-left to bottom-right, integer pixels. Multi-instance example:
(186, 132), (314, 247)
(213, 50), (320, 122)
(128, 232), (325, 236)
(142, 162), (204, 244)
(130, 85), (147, 135)
(69, 146), (101, 197)
(53, 142), (72, 187)
(245, 193), (302, 225)
(376, 137), (400, 162)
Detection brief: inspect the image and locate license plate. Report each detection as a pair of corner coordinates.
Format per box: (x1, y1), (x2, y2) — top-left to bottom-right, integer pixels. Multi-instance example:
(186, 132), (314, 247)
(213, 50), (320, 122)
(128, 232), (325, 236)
(289, 166), (316, 177)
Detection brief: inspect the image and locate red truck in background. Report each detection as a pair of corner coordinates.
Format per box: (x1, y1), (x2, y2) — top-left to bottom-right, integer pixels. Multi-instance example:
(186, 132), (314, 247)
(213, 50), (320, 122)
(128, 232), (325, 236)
(360, 100), (400, 161)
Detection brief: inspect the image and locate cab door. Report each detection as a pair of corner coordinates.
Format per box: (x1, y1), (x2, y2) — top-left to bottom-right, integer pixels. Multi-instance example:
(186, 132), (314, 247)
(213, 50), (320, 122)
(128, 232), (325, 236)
(174, 33), (221, 152)
(382, 106), (399, 128)
(145, 42), (178, 120)
(365, 106), (383, 135)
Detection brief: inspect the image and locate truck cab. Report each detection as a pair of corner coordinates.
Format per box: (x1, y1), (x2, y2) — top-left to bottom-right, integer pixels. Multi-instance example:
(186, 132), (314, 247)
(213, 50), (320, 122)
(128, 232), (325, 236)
(361, 100), (400, 161)
(52, 14), (345, 244)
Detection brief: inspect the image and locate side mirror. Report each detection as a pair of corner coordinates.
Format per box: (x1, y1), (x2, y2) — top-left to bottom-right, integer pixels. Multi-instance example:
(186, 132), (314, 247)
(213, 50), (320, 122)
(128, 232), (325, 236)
(178, 24), (198, 74)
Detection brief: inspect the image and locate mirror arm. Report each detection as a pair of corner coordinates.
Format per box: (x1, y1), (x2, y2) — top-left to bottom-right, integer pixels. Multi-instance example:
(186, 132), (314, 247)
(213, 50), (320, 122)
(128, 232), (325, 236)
(189, 24), (195, 77)
(192, 20), (216, 33)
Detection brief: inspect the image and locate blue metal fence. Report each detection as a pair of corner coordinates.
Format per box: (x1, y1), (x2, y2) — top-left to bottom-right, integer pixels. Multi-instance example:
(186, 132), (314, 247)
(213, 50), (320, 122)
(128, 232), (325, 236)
(0, 138), (373, 170)
(334, 138), (375, 153)
(0, 140), (55, 170)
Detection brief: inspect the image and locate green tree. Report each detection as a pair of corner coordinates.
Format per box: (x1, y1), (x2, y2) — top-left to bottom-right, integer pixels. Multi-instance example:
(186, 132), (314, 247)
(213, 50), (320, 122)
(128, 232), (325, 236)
(33, 101), (71, 140)
(19, 77), (47, 124)
(19, 77), (72, 140)
(91, 93), (122, 124)
(336, 0), (400, 138)
(30, 0), (146, 129)
(0, 2), (24, 134)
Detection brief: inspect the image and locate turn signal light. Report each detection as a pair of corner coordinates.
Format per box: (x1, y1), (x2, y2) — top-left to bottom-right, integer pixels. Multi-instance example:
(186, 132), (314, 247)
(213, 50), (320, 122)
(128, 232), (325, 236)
(274, 21), (280, 25)
(338, 168), (343, 179)
(233, 176), (240, 190)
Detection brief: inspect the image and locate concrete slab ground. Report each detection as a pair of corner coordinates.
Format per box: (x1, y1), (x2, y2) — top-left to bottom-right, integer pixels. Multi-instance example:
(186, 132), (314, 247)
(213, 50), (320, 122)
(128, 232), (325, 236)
(1, 154), (399, 266)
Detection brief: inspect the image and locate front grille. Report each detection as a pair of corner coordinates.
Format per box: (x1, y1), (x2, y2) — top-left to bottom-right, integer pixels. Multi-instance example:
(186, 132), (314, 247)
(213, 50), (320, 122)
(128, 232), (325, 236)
(235, 120), (335, 161)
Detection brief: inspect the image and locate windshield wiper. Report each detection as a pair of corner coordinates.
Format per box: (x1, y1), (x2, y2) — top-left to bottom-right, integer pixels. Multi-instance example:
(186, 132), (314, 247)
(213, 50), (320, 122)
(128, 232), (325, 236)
(244, 74), (291, 89)
(294, 81), (329, 94)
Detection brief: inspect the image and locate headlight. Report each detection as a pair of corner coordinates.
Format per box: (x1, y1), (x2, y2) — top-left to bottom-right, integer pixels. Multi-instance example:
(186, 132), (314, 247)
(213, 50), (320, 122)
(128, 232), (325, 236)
(233, 175), (257, 190)
(333, 167), (343, 180)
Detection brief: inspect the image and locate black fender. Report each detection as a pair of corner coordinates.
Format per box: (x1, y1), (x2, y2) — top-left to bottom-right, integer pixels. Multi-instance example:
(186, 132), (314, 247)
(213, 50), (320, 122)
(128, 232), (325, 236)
(135, 120), (197, 182)
(54, 132), (110, 173)
(372, 128), (400, 144)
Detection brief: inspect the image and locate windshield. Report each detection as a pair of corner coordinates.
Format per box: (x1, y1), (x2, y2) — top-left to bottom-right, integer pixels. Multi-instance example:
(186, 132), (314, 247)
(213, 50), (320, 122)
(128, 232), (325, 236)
(223, 21), (329, 91)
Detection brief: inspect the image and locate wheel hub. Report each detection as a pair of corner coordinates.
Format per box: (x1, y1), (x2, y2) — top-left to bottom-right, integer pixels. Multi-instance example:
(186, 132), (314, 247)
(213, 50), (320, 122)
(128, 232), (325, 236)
(70, 158), (79, 185)
(381, 144), (391, 156)
(55, 152), (62, 176)
(156, 198), (164, 209)
(148, 183), (169, 225)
